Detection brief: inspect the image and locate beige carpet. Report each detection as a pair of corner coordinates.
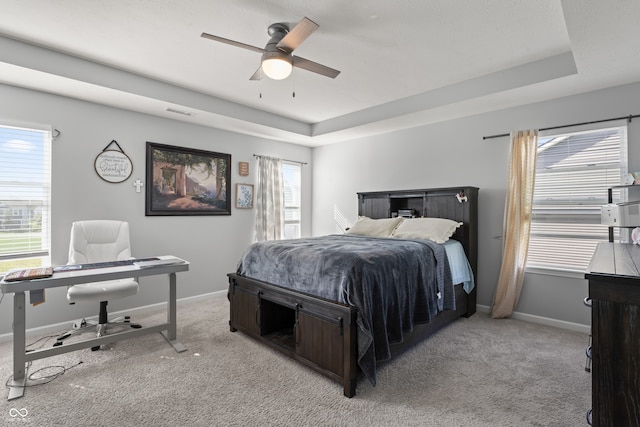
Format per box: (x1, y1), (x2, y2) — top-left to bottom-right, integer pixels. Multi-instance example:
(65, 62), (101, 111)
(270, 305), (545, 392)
(0, 293), (591, 426)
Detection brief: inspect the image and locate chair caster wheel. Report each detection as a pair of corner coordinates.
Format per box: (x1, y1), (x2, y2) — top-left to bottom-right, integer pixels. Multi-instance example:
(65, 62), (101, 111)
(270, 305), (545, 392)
(91, 345), (101, 351)
(130, 323), (142, 329)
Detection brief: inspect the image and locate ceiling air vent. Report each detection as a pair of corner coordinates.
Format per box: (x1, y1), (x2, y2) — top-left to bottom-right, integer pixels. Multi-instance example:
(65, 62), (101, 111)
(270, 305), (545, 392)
(166, 108), (195, 117)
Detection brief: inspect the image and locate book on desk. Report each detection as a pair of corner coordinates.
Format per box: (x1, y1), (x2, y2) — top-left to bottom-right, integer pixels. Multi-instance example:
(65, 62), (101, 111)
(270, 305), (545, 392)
(1, 267), (53, 306)
(3, 267), (54, 282)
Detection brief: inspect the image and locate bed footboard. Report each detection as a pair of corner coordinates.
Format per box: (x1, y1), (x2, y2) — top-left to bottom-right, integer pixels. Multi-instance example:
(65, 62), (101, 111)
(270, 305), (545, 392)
(227, 273), (472, 397)
(228, 273), (358, 397)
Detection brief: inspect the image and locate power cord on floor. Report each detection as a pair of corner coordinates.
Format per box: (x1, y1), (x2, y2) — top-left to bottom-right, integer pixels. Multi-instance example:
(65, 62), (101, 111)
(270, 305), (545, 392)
(4, 334), (84, 390)
(5, 361), (83, 389)
(25, 334), (60, 351)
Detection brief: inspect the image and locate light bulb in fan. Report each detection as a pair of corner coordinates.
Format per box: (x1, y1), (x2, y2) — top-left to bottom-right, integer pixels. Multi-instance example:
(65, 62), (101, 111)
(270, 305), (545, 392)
(261, 51), (293, 80)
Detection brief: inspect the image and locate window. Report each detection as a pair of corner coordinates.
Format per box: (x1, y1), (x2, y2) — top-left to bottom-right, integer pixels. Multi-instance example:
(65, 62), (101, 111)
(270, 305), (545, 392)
(282, 161), (301, 239)
(0, 124), (51, 273)
(527, 125), (627, 273)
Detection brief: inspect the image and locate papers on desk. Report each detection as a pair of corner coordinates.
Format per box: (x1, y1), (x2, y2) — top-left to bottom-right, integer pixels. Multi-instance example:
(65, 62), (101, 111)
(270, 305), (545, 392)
(133, 257), (184, 268)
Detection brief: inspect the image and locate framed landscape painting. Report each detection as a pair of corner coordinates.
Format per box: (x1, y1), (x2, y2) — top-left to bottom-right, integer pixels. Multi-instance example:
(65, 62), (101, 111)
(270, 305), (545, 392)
(145, 142), (231, 216)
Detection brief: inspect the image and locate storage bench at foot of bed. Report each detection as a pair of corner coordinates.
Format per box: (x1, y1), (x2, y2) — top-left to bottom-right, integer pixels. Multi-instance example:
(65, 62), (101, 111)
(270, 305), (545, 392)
(228, 273), (358, 397)
(227, 273), (472, 397)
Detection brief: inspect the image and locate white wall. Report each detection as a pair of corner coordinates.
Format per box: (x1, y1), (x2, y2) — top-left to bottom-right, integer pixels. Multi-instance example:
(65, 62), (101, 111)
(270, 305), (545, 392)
(311, 82), (640, 328)
(3, 80), (640, 336)
(0, 84), (312, 335)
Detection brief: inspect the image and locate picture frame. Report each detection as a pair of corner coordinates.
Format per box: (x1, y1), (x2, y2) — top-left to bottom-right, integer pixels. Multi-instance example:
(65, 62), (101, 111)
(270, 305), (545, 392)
(145, 142), (231, 216)
(236, 183), (254, 209)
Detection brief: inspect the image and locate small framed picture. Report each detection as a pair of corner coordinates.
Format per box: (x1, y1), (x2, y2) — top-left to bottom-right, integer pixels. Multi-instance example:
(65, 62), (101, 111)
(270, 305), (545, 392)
(236, 183), (254, 209)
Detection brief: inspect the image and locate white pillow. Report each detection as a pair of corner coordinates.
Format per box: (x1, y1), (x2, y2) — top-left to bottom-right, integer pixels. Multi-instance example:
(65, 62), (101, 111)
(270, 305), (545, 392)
(391, 217), (462, 243)
(346, 216), (404, 238)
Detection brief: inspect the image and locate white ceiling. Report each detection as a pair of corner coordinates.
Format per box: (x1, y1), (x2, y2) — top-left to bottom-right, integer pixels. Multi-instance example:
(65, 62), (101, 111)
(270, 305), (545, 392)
(1, 0), (640, 146)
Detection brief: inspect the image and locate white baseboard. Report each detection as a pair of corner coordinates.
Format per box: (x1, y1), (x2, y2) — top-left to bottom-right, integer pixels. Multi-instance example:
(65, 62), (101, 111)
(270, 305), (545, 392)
(1, 293), (589, 344)
(0, 290), (226, 344)
(476, 304), (590, 334)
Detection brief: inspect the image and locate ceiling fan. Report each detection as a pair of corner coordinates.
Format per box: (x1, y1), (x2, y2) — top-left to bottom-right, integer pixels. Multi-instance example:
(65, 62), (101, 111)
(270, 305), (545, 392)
(201, 17), (340, 81)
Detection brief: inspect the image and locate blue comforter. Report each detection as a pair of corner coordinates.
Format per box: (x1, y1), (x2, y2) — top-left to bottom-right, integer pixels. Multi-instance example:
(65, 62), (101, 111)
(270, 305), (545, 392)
(236, 234), (453, 385)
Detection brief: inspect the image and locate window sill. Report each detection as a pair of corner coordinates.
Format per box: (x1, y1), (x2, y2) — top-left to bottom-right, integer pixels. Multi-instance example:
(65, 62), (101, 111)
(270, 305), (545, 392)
(525, 266), (586, 280)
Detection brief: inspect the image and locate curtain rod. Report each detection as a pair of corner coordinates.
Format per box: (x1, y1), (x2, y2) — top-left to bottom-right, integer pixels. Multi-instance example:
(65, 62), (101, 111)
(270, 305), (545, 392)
(482, 114), (640, 140)
(252, 154), (308, 165)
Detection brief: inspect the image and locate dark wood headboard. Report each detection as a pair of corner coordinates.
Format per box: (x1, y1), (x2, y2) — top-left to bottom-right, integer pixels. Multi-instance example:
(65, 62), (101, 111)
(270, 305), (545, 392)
(357, 187), (479, 307)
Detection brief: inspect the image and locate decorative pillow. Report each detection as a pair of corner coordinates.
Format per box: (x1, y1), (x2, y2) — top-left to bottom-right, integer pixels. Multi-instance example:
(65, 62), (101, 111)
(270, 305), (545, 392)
(345, 216), (405, 238)
(391, 217), (462, 243)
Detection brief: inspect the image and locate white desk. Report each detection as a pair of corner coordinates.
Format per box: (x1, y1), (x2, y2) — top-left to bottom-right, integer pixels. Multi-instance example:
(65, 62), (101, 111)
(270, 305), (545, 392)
(0, 255), (189, 400)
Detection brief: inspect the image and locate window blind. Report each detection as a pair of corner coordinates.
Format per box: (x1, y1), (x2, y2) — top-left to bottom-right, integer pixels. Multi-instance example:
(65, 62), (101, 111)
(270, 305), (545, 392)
(527, 126), (627, 272)
(282, 161), (301, 239)
(0, 124), (51, 270)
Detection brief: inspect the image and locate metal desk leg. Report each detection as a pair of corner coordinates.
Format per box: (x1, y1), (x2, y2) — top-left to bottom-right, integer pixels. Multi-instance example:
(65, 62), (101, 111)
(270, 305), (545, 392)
(161, 272), (186, 353)
(8, 291), (26, 400)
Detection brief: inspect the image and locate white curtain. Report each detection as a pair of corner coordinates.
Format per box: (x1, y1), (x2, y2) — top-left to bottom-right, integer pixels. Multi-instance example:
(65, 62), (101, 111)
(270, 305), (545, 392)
(254, 156), (283, 242)
(491, 129), (538, 318)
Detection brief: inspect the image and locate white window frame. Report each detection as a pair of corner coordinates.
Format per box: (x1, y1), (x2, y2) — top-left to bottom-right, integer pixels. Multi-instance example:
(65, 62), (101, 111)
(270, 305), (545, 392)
(526, 122), (628, 278)
(0, 123), (52, 273)
(282, 161), (301, 239)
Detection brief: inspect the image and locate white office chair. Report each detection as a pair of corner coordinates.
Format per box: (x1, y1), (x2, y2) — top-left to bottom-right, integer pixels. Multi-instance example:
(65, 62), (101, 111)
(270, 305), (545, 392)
(56, 220), (140, 350)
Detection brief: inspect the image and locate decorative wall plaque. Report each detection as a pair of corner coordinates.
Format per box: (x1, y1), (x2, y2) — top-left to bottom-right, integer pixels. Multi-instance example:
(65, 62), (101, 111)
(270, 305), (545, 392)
(239, 161), (249, 176)
(94, 140), (133, 183)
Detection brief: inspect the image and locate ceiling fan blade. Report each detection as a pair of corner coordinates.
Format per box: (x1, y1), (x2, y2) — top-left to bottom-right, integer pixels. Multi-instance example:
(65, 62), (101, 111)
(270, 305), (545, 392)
(276, 17), (319, 53)
(249, 66), (264, 81)
(200, 32), (264, 54)
(293, 56), (340, 79)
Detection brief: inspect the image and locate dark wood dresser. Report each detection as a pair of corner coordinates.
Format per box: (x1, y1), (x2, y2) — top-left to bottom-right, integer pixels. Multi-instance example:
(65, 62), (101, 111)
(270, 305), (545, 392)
(585, 242), (640, 427)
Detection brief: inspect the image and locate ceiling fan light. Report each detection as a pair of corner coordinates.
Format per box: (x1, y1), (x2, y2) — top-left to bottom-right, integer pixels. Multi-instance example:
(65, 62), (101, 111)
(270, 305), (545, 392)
(262, 57), (293, 80)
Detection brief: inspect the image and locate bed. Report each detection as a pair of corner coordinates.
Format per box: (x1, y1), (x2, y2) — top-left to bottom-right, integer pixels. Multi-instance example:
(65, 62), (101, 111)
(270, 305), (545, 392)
(228, 187), (478, 397)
